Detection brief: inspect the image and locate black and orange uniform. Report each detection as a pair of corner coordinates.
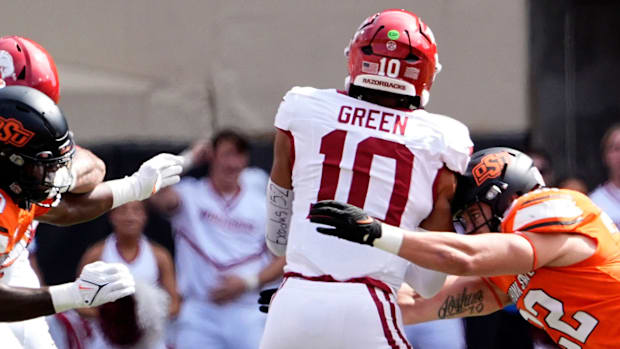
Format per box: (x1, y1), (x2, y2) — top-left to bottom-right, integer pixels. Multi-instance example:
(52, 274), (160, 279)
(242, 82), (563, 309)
(0, 189), (50, 270)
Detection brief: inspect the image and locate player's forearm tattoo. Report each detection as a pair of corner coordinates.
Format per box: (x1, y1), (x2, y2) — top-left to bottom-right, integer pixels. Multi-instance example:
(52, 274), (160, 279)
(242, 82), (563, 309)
(437, 287), (484, 319)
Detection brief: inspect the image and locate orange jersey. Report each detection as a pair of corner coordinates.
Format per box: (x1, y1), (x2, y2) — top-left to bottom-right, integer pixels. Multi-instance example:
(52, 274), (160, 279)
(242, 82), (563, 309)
(489, 188), (620, 349)
(0, 189), (50, 268)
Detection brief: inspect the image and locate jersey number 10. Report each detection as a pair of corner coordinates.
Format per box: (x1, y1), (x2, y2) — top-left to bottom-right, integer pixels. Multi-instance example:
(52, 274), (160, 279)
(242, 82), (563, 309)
(317, 130), (414, 226)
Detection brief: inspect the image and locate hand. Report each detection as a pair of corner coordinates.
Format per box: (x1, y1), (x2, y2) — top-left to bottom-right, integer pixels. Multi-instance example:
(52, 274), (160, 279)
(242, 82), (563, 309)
(77, 262), (136, 307)
(208, 275), (248, 305)
(132, 153), (184, 200)
(258, 288), (277, 313)
(309, 200), (382, 246)
(49, 261), (136, 313)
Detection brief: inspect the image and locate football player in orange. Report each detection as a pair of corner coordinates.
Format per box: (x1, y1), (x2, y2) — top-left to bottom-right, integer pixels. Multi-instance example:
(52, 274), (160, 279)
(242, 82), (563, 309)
(311, 147), (620, 349)
(0, 86), (183, 348)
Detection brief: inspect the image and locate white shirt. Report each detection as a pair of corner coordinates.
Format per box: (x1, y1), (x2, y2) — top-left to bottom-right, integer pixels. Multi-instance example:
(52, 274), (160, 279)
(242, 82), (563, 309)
(171, 177), (270, 299)
(590, 182), (620, 229)
(275, 87), (472, 289)
(100, 234), (159, 284)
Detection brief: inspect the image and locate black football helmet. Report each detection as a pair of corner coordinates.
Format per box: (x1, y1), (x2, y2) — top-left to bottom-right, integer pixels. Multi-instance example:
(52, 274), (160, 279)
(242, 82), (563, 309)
(0, 86), (75, 206)
(453, 147), (545, 233)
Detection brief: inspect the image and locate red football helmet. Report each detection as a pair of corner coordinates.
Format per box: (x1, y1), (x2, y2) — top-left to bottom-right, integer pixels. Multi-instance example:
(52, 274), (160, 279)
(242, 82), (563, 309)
(345, 9), (441, 108)
(0, 35), (60, 103)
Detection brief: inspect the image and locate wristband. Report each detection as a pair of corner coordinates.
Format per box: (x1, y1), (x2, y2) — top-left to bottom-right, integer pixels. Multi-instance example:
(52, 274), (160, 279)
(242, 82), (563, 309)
(242, 274), (260, 291)
(106, 176), (140, 209)
(49, 282), (82, 313)
(374, 223), (405, 255)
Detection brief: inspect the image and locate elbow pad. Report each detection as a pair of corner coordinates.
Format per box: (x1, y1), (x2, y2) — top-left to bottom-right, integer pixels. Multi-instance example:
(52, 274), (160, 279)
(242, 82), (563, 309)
(265, 179), (293, 257)
(404, 263), (447, 299)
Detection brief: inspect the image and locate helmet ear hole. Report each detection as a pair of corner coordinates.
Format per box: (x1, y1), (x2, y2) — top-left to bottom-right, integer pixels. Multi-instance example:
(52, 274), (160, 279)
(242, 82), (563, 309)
(17, 66), (26, 80)
(15, 104), (30, 112)
(405, 54), (419, 63)
(361, 46), (373, 55)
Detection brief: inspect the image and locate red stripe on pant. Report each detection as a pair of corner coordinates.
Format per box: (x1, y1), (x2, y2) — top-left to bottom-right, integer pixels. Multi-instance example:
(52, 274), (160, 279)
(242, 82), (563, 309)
(380, 287), (413, 349)
(283, 272), (411, 348)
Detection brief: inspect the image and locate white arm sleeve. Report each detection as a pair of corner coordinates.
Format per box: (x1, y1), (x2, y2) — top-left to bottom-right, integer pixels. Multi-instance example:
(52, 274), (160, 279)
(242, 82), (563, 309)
(265, 179), (293, 257)
(404, 263), (447, 299)
(401, 227), (447, 299)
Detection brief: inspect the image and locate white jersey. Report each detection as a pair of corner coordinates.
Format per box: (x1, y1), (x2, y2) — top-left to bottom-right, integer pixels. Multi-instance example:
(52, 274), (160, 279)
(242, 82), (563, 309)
(171, 177), (271, 300)
(100, 235), (159, 284)
(275, 87), (472, 289)
(590, 182), (620, 229)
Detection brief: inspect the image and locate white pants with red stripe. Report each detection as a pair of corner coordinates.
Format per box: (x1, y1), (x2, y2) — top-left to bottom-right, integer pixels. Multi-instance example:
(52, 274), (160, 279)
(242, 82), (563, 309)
(260, 277), (412, 349)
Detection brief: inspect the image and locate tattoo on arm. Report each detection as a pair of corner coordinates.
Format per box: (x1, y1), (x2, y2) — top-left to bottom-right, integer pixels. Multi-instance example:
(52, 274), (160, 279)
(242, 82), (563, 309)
(437, 287), (484, 319)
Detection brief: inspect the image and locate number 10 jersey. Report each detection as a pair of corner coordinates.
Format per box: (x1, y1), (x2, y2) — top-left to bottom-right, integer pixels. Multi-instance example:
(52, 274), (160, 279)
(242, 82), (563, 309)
(274, 87), (473, 289)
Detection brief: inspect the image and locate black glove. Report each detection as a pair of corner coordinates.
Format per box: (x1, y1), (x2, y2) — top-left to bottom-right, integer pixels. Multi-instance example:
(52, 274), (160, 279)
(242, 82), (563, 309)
(258, 288), (277, 313)
(308, 200), (382, 246)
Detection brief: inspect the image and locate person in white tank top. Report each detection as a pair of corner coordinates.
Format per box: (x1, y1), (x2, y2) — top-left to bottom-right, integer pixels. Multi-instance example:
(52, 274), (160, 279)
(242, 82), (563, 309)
(590, 124), (620, 229)
(150, 129), (286, 349)
(260, 9), (472, 349)
(76, 201), (179, 349)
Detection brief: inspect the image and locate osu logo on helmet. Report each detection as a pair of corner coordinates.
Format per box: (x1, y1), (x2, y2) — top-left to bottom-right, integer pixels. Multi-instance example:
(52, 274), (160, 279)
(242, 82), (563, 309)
(0, 116), (34, 147)
(472, 151), (512, 186)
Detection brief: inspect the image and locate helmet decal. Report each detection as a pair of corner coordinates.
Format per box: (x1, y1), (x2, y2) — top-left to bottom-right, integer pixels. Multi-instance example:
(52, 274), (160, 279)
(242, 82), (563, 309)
(0, 115), (35, 147)
(0, 50), (16, 80)
(472, 151), (512, 186)
(387, 30), (400, 40)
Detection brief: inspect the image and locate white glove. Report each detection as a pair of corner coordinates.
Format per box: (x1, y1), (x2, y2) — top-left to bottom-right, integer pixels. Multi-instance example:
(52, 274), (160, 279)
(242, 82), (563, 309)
(107, 153), (184, 208)
(49, 261), (136, 313)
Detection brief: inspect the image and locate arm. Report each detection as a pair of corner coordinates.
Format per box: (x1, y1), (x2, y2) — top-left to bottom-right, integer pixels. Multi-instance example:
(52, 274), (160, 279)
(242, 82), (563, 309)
(37, 153), (183, 226)
(310, 201), (591, 276)
(0, 285), (56, 322)
(397, 227), (596, 275)
(257, 256), (286, 287)
(208, 256), (286, 305)
(70, 146), (106, 194)
(153, 244), (181, 317)
(0, 261), (134, 322)
(402, 168), (456, 297)
(399, 275), (511, 325)
(309, 201), (535, 276)
(395, 228), (535, 276)
(148, 186), (181, 217)
(265, 129), (293, 256)
(270, 130), (292, 188)
(419, 168), (457, 232)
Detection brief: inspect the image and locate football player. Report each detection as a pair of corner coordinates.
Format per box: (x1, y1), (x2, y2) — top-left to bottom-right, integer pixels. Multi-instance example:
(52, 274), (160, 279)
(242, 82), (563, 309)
(0, 86), (183, 348)
(260, 9), (472, 349)
(312, 147), (620, 349)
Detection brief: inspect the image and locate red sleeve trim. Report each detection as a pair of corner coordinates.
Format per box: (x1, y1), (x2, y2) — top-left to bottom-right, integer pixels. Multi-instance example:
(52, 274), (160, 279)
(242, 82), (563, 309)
(514, 231), (538, 270)
(480, 277), (503, 309)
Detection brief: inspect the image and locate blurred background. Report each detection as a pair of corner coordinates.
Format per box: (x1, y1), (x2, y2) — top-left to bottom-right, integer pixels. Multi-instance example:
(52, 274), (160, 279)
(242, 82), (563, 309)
(3, 0), (619, 347)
